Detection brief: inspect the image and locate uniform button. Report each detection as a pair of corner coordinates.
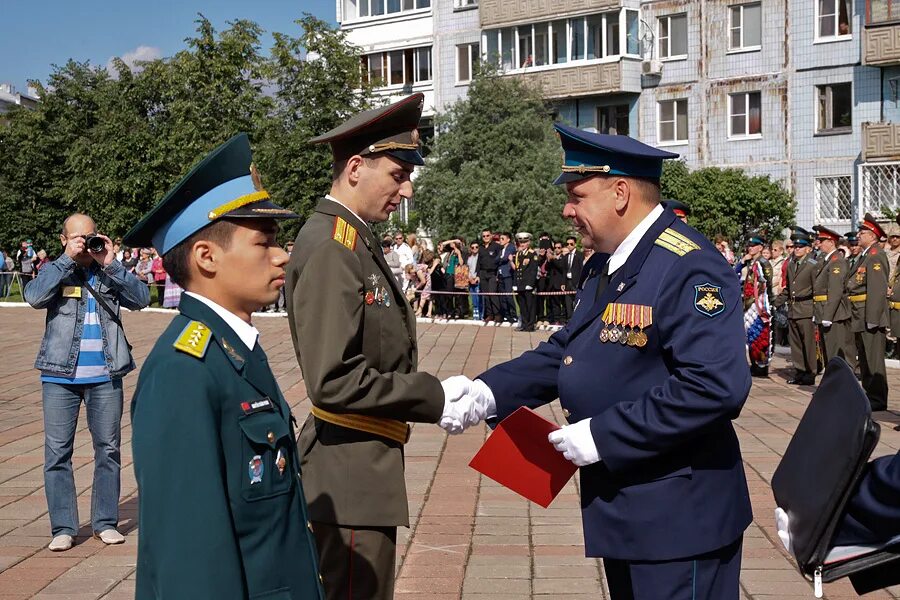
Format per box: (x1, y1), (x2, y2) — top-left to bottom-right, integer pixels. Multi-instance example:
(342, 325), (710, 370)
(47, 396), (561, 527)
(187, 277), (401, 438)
(308, 521), (314, 532)
(563, 408), (571, 418)
(564, 356), (573, 366)
(267, 431), (276, 443)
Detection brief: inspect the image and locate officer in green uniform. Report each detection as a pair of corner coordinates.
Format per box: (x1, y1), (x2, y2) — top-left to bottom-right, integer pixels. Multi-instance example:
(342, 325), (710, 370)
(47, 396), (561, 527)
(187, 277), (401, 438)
(124, 134), (324, 599)
(847, 213), (890, 411)
(285, 94), (468, 600)
(510, 232), (538, 332)
(775, 228), (818, 385)
(888, 216), (900, 360)
(812, 225), (854, 366)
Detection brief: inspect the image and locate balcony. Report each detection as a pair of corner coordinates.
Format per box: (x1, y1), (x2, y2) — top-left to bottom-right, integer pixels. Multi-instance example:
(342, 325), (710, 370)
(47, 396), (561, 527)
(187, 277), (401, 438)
(480, 0), (620, 28)
(503, 59), (640, 99)
(863, 122), (900, 161)
(864, 0), (900, 65)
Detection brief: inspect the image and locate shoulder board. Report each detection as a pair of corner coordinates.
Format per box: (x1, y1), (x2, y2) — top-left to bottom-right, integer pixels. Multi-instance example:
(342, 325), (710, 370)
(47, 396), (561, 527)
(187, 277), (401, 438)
(332, 216), (358, 251)
(807, 258), (817, 265)
(173, 320), (212, 359)
(655, 228), (701, 257)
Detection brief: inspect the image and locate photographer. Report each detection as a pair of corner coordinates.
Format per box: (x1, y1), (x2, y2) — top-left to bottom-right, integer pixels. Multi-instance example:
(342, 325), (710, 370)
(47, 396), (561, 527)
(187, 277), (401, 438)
(442, 239), (468, 319)
(24, 213), (149, 552)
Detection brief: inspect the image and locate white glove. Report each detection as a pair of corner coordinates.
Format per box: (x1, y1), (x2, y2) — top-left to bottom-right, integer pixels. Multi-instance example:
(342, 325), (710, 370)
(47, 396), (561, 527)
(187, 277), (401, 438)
(821, 320), (832, 327)
(867, 322), (878, 330)
(775, 507), (794, 555)
(441, 375), (472, 403)
(440, 395), (485, 434)
(548, 418), (600, 467)
(468, 378), (497, 419)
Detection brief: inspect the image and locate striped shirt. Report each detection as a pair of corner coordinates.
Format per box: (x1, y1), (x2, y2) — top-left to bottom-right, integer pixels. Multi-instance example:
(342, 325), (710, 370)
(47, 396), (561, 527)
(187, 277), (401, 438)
(42, 273), (111, 385)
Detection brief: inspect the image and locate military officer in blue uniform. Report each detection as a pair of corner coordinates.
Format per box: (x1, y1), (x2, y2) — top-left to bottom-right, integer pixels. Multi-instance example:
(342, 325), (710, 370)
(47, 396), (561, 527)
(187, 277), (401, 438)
(448, 124), (753, 599)
(124, 134), (324, 599)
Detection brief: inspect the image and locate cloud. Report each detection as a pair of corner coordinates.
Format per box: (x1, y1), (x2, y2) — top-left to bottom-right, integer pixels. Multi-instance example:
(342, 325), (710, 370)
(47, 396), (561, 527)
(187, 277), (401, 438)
(107, 45), (162, 77)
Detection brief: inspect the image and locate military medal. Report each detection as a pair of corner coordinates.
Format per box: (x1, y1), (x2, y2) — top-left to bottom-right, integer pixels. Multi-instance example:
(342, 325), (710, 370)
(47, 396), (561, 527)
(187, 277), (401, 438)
(599, 304), (611, 342)
(275, 448), (286, 476)
(625, 305), (637, 346)
(619, 304), (629, 346)
(609, 304), (622, 343)
(634, 306), (649, 348)
(365, 291), (375, 305)
(248, 455), (264, 485)
(383, 288), (391, 307)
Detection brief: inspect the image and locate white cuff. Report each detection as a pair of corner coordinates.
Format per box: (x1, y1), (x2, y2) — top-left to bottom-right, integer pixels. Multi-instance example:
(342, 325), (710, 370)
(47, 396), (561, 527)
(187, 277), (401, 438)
(472, 378), (497, 419)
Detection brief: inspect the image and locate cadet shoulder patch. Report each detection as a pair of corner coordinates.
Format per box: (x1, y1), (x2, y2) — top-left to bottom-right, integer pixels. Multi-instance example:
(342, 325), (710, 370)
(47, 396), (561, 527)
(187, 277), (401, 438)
(173, 321), (211, 358)
(694, 283), (726, 317)
(874, 262), (882, 270)
(655, 228), (700, 256)
(832, 267), (841, 274)
(332, 216), (358, 251)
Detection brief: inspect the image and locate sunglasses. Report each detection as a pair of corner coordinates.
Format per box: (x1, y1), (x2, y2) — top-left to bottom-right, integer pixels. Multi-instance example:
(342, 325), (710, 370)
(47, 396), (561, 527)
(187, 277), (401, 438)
(482, 234), (492, 238)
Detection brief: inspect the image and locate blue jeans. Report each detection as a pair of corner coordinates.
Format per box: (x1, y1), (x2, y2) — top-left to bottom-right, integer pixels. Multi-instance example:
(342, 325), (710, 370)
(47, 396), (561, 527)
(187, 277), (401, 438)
(469, 284), (482, 319)
(42, 379), (123, 536)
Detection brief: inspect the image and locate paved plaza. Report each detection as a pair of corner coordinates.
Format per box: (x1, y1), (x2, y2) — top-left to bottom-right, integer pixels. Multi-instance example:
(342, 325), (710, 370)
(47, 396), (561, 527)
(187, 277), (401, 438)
(0, 307), (897, 599)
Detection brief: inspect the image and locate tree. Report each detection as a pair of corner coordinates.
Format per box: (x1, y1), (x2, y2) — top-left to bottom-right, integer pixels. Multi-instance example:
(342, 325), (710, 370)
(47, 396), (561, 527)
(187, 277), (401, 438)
(661, 161), (795, 245)
(255, 15), (375, 241)
(413, 69), (568, 241)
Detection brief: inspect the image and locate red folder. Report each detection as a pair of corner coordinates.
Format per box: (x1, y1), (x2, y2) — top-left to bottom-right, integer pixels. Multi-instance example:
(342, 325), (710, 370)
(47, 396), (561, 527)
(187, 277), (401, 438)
(468, 406), (578, 508)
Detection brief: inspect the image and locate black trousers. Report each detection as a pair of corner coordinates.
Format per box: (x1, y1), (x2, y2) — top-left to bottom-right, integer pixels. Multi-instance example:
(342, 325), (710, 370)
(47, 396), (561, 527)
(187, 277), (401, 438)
(480, 273), (500, 320)
(856, 327), (888, 410)
(498, 276), (517, 321)
(517, 290), (537, 331)
(313, 522), (397, 600)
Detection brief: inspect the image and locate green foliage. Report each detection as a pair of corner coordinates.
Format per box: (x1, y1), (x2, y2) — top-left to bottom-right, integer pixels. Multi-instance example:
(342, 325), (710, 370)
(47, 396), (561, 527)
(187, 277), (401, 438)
(413, 69), (568, 241)
(661, 160), (796, 246)
(0, 14), (367, 253)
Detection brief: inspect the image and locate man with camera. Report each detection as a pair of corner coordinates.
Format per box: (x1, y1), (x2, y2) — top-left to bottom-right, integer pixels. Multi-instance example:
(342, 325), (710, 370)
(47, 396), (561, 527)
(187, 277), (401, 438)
(24, 213), (149, 552)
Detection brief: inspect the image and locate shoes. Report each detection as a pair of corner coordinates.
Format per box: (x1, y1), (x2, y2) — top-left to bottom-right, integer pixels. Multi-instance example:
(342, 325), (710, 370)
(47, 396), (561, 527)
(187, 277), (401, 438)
(749, 365), (769, 378)
(94, 529), (126, 545)
(787, 375), (816, 385)
(48, 534), (74, 552)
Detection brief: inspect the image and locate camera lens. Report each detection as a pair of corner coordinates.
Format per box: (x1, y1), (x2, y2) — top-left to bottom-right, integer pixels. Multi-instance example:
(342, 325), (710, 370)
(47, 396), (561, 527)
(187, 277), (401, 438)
(85, 235), (105, 253)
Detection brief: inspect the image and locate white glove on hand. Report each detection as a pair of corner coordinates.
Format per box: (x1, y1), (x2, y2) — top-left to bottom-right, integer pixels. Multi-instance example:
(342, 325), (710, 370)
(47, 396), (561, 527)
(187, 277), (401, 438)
(468, 378), (497, 419)
(548, 418), (600, 467)
(775, 507), (794, 555)
(439, 376), (486, 434)
(821, 320), (832, 328)
(867, 322), (878, 331)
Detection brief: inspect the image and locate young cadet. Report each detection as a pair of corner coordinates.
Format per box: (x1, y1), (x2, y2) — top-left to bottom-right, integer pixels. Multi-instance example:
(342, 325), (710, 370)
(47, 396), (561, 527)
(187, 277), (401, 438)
(775, 228), (818, 385)
(285, 94), (478, 600)
(124, 134), (324, 599)
(848, 213), (890, 411)
(811, 225), (854, 366)
(446, 125), (752, 599)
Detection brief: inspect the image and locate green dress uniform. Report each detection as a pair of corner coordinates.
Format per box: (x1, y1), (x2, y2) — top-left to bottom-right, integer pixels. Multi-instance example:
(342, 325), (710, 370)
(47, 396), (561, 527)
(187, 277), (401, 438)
(123, 134), (324, 599)
(775, 234), (818, 384)
(847, 215), (891, 410)
(889, 254), (900, 348)
(814, 251), (853, 364)
(285, 94), (445, 600)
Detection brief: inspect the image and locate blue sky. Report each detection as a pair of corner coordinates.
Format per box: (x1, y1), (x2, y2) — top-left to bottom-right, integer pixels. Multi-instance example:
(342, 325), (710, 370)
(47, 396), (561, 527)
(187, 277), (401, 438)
(1, 0), (337, 93)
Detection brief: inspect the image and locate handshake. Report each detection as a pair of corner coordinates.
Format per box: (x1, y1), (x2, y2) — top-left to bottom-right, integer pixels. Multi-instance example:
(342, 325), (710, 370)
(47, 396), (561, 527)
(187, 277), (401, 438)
(439, 376), (496, 435)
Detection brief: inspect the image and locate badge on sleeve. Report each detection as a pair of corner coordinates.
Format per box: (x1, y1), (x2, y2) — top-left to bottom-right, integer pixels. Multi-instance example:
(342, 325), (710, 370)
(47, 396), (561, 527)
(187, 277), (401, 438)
(248, 455), (264, 484)
(62, 286), (82, 298)
(694, 283), (725, 317)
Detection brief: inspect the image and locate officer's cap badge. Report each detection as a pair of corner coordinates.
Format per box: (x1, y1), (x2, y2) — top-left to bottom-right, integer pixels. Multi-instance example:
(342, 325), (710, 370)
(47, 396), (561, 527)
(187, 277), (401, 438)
(694, 283), (725, 317)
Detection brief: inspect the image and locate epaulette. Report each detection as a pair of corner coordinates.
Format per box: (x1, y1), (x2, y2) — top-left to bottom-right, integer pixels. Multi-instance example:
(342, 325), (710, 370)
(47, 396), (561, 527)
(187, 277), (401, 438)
(173, 320), (212, 359)
(332, 216), (358, 251)
(654, 228), (700, 256)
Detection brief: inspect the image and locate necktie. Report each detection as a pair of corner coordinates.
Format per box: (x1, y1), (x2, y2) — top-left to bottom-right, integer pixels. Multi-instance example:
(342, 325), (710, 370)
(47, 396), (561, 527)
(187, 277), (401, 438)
(594, 260), (611, 302)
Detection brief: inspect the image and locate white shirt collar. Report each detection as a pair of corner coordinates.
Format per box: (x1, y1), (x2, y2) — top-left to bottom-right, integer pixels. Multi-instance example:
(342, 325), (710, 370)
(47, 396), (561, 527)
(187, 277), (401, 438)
(185, 292), (259, 351)
(326, 194), (369, 232)
(607, 204), (665, 275)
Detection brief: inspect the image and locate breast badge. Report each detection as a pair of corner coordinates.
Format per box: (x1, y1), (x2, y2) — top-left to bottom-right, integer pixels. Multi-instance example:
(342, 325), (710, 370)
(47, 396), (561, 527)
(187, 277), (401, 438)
(248, 455), (264, 485)
(694, 283), (725, 317)
(600, 303), (651, 346)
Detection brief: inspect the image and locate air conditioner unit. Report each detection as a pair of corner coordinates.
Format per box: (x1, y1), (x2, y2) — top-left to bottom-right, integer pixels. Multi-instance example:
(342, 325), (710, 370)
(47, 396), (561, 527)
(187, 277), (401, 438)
(641, 59), (662, 76)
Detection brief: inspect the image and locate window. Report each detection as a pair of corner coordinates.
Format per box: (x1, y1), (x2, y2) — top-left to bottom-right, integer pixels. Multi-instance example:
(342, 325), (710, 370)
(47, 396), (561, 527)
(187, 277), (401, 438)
(658, 99), (688, 143)
(659, 14), (688, 59)
(360, 47), (432, 88)
(817, 0), (851, 38)
(456, 43), (479, 83)
(571, 17), (586, 61)
(625, 10), (640, 56)
(606, 13), (620, 56)
(816, 83), (852, 133)
(815, 176), (853, 222)
(552, 20), (568, 64)
(598, 105), (630, 135)
(730, 3), (761, 50)
(519, 25), (534, 68)
(729, 92), (762, 138)
(454, 0), (477, 7)
(534, 23), (549, 66)
(353, 0), (429, 19)
(867, 0), (900, 25)
(500, 27), (515, 70)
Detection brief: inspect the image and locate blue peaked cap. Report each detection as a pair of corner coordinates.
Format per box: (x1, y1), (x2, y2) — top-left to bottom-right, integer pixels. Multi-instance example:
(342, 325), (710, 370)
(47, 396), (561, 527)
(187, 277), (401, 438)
(553, 123), (680, 185)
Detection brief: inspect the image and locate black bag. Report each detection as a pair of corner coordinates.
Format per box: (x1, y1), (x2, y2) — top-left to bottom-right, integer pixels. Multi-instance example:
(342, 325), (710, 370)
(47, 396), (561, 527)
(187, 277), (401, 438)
(771, 357), (898, 596)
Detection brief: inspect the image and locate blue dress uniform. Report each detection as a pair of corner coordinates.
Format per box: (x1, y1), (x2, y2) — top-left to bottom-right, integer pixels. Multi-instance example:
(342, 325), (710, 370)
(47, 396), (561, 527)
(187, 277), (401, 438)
(478, 125), (752, 599)
(833, 451), (900, 593)
(124, 134), (324, 599)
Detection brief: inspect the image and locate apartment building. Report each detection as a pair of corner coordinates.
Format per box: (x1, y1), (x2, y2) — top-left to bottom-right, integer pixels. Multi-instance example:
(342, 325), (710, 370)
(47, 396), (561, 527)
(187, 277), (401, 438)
(338, 0), (889, 229)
